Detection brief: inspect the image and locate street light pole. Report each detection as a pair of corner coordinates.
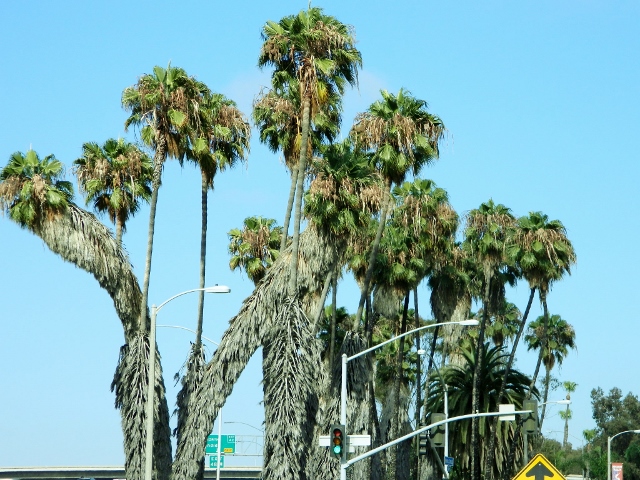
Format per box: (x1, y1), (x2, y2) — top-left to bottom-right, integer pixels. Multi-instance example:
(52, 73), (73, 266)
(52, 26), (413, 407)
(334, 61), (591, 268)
(339, 319), (479, 480)
(607, 429), (640, 480)
(144, 285), (230, 480)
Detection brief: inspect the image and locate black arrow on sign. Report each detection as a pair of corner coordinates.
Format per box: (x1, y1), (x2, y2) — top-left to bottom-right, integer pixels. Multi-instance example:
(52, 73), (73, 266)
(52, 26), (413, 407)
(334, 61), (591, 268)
(526, 462), (554, 480)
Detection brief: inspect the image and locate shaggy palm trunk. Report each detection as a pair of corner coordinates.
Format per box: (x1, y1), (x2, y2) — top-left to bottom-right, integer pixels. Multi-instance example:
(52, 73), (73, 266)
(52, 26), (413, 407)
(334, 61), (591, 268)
(171, 173), (210, 480)
(562, 405), (570, 449)
(116, 216), (124, 246)
(280, 167), (298, 253)
(354, 180), (392, 328)
(171, 227), (339, 480)
(484, 287), (536, 479)
(471, 271), (492, 480)
(30, 203), (172, 480)
(288, 94), (311, 294)
(329, 273), (338, 371)
(539, 367), (551, 430)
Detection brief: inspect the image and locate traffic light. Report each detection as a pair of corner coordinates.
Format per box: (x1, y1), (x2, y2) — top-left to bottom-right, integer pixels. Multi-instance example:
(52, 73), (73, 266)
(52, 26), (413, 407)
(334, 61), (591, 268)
(430, 413), (446, 447)
(523, 399), (538, 434)
(418, 424), (429, 456)
(330, 424), (346, 460)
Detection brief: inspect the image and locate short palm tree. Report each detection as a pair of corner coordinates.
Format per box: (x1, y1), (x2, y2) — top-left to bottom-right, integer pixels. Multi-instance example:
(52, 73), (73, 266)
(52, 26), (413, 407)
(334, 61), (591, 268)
(228, 216), (282, 285)
(525, 314), (576, 429)
(350, 88), (445, 329)
(560, 381), (577, 449)
(74, 138), (152, 245)
(425, 344), (537, 480)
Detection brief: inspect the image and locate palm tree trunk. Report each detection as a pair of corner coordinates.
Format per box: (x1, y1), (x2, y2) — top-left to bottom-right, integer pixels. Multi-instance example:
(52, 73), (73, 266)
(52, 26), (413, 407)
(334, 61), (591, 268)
(140, 141), (167, 331)
(172, 227), (339, 480)
(471, 271), (492, 480)
(353, 180), (392, 329)
(32, 202), (172, 480)
(195, 171), (209, 347)
(329, 272), (338, 371)
(116, 216), (124, 246)
(280, 167), (298, 253)
(540, 366), (551, 431)
(393, 293), (411, 480)
(288, 94), (311, 294)
(484, 286), (536, 479)
(562, 405), (569, 449)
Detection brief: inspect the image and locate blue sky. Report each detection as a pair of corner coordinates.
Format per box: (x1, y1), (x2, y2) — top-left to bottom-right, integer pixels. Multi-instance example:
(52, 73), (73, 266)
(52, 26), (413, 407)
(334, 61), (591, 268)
(1, 0), (639, 467)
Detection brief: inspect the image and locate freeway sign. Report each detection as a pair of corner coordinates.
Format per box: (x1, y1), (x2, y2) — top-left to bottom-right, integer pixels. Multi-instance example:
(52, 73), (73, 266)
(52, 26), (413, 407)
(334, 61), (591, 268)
(205, 435), (236, 454)
(209, 455), (225, 469)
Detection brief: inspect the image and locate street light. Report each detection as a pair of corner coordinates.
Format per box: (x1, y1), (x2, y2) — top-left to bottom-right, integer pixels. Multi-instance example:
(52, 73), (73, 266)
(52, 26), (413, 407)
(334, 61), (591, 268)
(607, 429), (640, 480)
(339, 319), (479, 480)
(144, 285), (230, 480)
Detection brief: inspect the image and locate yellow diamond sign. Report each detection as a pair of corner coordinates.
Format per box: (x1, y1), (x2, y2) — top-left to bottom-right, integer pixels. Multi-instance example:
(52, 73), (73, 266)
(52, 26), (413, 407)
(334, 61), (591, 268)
(513, 454), (565, 480)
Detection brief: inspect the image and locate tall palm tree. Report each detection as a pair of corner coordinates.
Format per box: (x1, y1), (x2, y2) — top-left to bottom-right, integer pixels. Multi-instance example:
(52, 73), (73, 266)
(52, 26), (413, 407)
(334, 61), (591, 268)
(74, 138), (152, 245)
(171, 93), (250, 480)
(259, 6), (361, 293)
(463, 199), (517, 480)
(425, 344), (537, 480)
(525, 314), (576, 429)
(350, 88), (445, 329)
(122, 64), (210, 480)
(122, 64), (211, 331)
(228, 216), (282, 285)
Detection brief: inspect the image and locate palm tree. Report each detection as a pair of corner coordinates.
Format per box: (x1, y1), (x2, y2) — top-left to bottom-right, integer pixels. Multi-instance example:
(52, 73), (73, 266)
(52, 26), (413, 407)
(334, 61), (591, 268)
(350, 88), (445, 329)
(560, 381), (577, 449)
(253, 75), (342, 253)
(259, 6), (361, 293)
(525, 314), (576, 430)
(486, 212), (576, 478)
(228, 216), (282, 285)
(122, 64), (210, 480)
(1, 150), (170, 480)
(122, 64), (211, 331)
(0, 150), (73, 228)
(426, 344), (537, 480)
(73, 138), (152, 245)
(463, 199), (517, 480)
(171, 93), (250, 480)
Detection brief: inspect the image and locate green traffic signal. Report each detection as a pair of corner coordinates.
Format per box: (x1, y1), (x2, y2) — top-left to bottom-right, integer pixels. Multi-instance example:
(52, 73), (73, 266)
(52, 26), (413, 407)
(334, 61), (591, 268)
(330, 424), (346, 459)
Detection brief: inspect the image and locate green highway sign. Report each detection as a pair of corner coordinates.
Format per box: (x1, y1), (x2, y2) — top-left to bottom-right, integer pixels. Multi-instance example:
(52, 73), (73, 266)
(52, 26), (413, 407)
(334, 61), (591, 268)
(209, 455), (225, 468)
(205, 435), (236, 454)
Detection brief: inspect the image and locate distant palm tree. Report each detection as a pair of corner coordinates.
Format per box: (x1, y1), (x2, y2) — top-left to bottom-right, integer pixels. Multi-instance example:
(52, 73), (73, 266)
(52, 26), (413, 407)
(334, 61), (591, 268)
(228, 216), (282, 285)
(74, 138), (152, 245)
(525, 314), (576, 430)
(559, 381), (577, 449)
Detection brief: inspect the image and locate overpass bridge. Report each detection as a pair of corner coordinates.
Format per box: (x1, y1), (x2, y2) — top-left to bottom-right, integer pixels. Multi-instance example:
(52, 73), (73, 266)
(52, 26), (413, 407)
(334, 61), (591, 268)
(0, 466), (261, 480)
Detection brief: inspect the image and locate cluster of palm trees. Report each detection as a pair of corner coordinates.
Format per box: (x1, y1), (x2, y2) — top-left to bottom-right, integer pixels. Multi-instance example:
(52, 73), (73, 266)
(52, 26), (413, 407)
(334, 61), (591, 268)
(0, 6), (579, 480)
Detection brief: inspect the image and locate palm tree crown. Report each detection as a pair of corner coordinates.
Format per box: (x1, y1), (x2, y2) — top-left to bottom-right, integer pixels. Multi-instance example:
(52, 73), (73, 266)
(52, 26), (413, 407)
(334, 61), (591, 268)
(0, 149), (73, 229)
(74, 138), (152, 244)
